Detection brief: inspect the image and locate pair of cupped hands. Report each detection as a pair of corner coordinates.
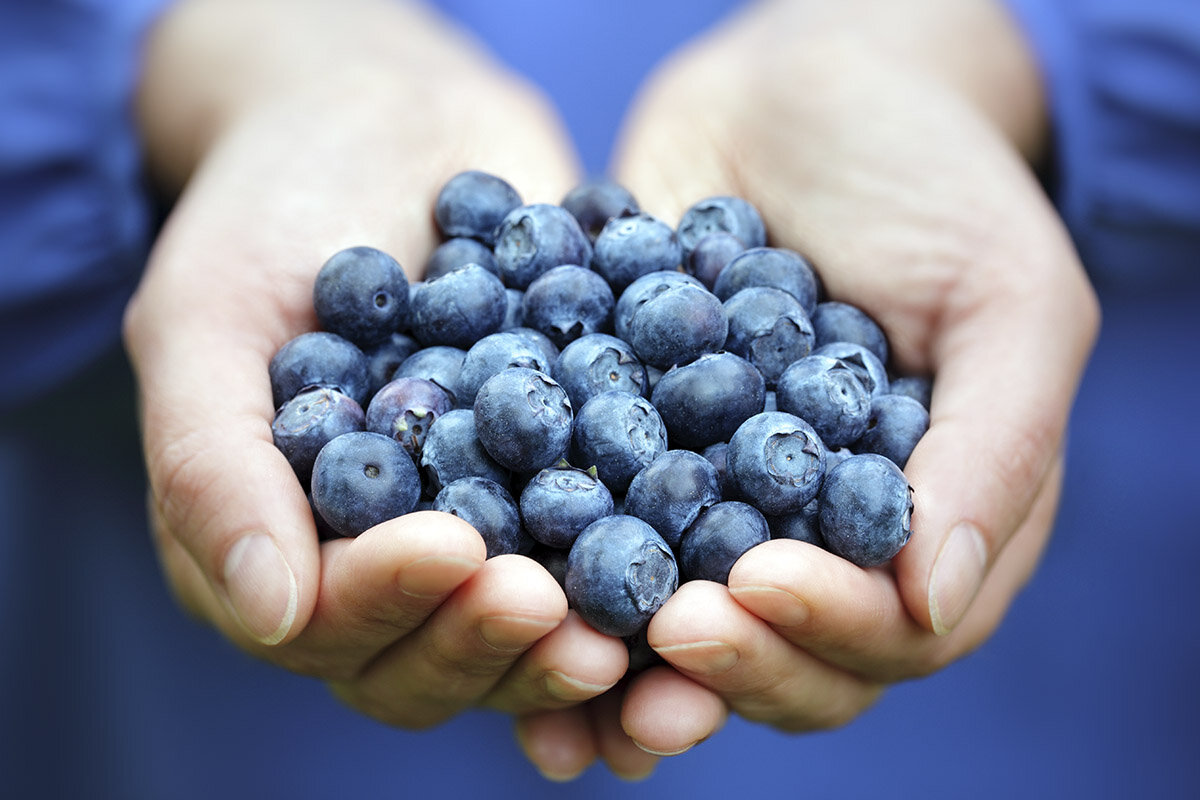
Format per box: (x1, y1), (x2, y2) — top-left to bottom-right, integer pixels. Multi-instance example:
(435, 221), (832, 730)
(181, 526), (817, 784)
(123, 0), (1098, 782)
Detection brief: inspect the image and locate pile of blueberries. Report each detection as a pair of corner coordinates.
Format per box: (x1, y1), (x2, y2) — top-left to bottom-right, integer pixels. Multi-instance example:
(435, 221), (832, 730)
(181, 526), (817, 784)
(269, 170), (930, 641)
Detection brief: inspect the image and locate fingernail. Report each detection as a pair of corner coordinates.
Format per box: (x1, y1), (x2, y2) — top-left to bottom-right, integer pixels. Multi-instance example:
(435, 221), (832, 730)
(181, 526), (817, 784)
(928, 521), (988, 635)
(223, 533), (298, 645)
(396, 555), (479, 599)
(537, 766), (585, 783)
(632, 739), (699, 757)
(478, 615), (558, 652)
(727, 584), (811, 627)
(655, 641), (739, 676)
(543, 670), (617, 701)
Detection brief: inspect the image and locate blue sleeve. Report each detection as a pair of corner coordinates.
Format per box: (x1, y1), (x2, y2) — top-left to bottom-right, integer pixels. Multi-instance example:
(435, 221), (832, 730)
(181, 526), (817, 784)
(1000, 0), (1200, 286)
(0, 0), (177, 409)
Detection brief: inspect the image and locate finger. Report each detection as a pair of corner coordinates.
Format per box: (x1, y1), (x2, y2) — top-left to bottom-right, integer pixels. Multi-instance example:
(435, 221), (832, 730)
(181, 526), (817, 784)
(130, 314), (319, 648)
(620, 666), (728, 757)
(273, 511), (485, 677)
(514, 705), (598, 783)
(590, 685), (660, 781)
(729, 455), (1064, 680)
(897, 223), (1098, 635)
(646, 581), (884, 731)
(329, 554), (567, 729)
(484, 611), (628, 714)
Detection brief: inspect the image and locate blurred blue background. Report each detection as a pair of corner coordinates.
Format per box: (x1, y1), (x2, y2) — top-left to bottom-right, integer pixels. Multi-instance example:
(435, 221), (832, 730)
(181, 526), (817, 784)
(2, 1), (1198, 798)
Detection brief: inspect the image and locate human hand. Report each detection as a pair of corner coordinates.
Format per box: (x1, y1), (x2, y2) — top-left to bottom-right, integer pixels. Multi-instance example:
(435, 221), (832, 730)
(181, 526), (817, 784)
(516, 0), (1100, 774)
(123, 0), (627, 734)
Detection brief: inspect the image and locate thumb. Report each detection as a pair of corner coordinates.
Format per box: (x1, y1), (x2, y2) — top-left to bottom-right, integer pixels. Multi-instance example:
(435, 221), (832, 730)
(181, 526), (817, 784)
(125, 261), (320, 648)
(897, 221), (1099, 635)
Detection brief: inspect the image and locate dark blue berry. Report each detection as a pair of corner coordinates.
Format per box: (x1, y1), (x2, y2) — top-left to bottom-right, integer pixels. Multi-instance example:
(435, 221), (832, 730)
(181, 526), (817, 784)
(272, 387), (365, 486)
(571, 391), (668, 494)
(472, 367), (574, 474)
(561, 178), (640, 241)
(775, 354), (872, 448)
(678, 501), (770, 584)
(565, 515), (678, 637)
(818, 454), (913, 567)
(521, 264), (615, 349)
(519, 464), (614, 549)
(311, 431), (421, 537)
(722, 286), (816, 388)
(727, 411), (827, 515)
(493, 203), (592, 290)
(410, 264), (507, 349)
(624, 450), (722, 549)
(591, 211), (682, 292)
(269, 331), (369, 408)
(650, 351), (765, 450)
(313, 246), (411, 348)
(434, 170), (522, 246)
(433, 476), (523, 558)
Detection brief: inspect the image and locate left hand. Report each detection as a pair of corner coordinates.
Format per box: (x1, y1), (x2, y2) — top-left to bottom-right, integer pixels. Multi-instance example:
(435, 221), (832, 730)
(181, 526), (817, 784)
(514, 0), (1098, 777)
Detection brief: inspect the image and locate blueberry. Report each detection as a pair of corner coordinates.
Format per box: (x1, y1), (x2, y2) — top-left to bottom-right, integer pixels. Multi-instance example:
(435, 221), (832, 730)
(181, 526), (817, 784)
(628, 282), (728, 370)
(551, 332), (647, 410)
(311, 431), (421, 537)
(614, 270), (704, 343)
(424, 237), (500, 281)
(713, 246), (820, 314)
(722, 286), (816, 388)
(269, 331), (370, 408)
(473, 367), (574, 474)
(775, 354), (871, 448)
(419, 408), (510, 495)
(521, 264), (615, 349)
(505, 326), (561, 366)
(766, 499), (825, 548)
(818, 453), (913, 567)
(591, 211), (682, 293)
(434, 170), (522, 246)
(392, 345), (466, 406)
(727, 411), (827, 515)
(650, 351), (765, 450)
(520, 463), (615, 549)
(433, 476), (523, 558)
(561, 178), (640, 241)
(410, 264), (507, 348)
(455, 330), (555, 408)
(678, 501), (770, 584)
(493, 203), (593, 290)
(888, 375), (933, 410)
(565, 515), (678, 637)
(312, 246), (411, 349)
(813, 341), (890, 397)
(362, 332), (421, 399)
(272, 387), (365, 487)
(676, 195), (767, 261)
(854, 393), (930, 469)
(811, 301), (889, 364)
(365, 376), (454, 461)
(571, 391), (668, 494)
(687, 231), (745, 290)
(624, 450), (722, 549)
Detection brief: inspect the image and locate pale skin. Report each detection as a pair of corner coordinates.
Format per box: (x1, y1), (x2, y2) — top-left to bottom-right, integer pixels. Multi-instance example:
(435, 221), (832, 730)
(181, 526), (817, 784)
(126, 0), (1099, 784)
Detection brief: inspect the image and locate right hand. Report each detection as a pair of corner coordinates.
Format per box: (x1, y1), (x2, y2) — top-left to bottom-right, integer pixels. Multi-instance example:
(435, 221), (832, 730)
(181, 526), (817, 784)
(124, 0), (628, 738)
